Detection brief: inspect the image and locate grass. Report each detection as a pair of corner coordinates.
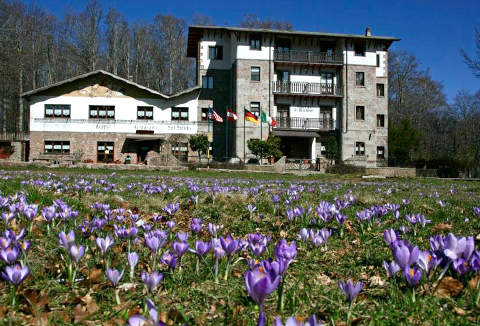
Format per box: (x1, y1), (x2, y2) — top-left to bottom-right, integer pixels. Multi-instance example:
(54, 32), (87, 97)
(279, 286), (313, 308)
(0, 167), (479, 325)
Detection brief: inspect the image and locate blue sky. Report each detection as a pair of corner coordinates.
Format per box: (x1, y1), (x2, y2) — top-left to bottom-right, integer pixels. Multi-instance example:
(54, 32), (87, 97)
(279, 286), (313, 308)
(27, 0), (480, 102)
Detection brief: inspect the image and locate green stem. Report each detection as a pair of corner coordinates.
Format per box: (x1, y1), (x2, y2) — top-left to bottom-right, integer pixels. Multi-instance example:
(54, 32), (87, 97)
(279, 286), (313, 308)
(346, 301), (353, 326)
(224, 257), (230, 281)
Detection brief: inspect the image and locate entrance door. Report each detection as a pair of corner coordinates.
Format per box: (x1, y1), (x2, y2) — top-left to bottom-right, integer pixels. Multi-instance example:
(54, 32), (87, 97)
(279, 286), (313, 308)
(97, 141), (114, 163)
(276, 70), (290, 93)
(276, 105), (290, 128)
(320, 107), (332, 129)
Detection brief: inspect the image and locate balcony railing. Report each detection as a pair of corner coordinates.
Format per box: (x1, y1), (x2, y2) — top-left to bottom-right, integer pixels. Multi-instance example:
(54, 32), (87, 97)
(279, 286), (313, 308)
(272, 81), (342, 97)
(0, 131), (29, 141)
(274, 50), (343, 65)
(274, 116), (334, 131)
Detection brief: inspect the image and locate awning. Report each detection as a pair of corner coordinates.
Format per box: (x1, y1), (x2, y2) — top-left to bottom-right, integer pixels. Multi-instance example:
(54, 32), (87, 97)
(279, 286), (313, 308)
(272, 130), (319, 138)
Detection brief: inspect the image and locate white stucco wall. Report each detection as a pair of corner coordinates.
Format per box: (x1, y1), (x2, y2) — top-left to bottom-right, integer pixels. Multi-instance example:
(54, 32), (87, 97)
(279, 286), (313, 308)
(29, 93), (199, 134)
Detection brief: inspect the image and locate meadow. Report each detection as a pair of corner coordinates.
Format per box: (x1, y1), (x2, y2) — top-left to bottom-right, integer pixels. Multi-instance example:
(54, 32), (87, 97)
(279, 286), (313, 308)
(0, 166), (479, 325)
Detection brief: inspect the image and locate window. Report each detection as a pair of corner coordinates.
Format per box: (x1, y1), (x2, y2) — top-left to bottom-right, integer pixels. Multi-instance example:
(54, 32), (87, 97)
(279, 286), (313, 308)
(45, 104), (70, 118)
(89, 106), (115, 119)
(376, 54), (380, 67)
(321, 145), (326, 156)
(202, 76), (214, 89)
(355, 72), (365, 86)
(376, 83), (385, 97)
(377, 146), (385, 159)
(355, 106), (365, 120)
(201, 108), (209, 121)
(171, 142), (188, 162)
(208, 46), (223, 60)
(172, 107), (188, 121)
(137, 106), (153, 120)
(354, 41), (365, 56)
(377, 114), (385, 127)
(97, 141), (114, 163)
(251, 67), (260, 81)
(250, 34), (262, 50)
(44, 141), (70, 154)
(355, 142), (365, 156)
(250, 102), (260, 117)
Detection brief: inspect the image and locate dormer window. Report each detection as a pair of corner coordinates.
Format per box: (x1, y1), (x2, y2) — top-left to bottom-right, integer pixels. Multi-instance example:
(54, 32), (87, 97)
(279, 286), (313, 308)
(250, 34), (262, 50)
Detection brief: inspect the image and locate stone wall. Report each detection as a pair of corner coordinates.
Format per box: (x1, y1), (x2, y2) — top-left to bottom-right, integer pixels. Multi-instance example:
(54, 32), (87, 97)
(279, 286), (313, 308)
(341, 64), (388, 167)
(29, 131), (198, 164)
(234, 59), (274, 160)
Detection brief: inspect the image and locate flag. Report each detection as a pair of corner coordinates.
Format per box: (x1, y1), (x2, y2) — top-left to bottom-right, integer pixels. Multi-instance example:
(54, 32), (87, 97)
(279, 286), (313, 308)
(261, 110), (277, 126)
(245, 109), (259, 124)
(227, 108), (238, 122)
(208, 108), (223, 123)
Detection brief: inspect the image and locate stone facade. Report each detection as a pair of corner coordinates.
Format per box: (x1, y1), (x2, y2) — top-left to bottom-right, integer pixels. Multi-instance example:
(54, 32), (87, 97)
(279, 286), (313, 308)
(341, 64), (388, 167)
(234, 59), (273, 160)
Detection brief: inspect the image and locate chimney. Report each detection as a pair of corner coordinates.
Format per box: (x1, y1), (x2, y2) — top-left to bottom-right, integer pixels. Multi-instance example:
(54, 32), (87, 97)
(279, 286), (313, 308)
(365, 27), (372, 37)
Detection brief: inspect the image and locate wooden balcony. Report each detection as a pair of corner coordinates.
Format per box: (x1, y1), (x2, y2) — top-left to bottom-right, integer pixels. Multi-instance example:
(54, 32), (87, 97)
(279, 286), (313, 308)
(272, 81), (343, 97)
(273, 50), (343, 65)
(274, 116), (334, 131)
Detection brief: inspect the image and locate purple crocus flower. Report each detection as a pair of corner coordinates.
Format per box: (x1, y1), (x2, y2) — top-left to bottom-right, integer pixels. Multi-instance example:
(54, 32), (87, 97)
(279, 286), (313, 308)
(250, 243), (267, 257)
(176, 231), (189, 242)
(2, 264), (29, 285)
(190, 218), (202, 233)
(220, 234), (240, 257)
(128, 252), (139, 269)
(41, 206), (56, 223)
(0, 236), (11, 249)
(417, 250), (438, 273)
(141, 271), (164, 292)
(392, 241), (419, 270)
(59, 230), (76, 248)
(0, 246), (20, 264)
(128, 298), (164, 326)
(165, 220), (176, 229)
(274, 239), (297, 268)
(338, 279), (363, 303)
(402, 267), (422, 287)
(471, 251), (480, 272)
(383, 260), (400, 277)
(207, 223), (223, 236)
(383, 229), (398, 247)
(68, 244), (85, 263)
(172, 241), (189, 259)
(189, 240), (211, 257)
(96, 235), (114, 255)
(106, 268), (124, 287)
(274, 314), (322, 326)
(244, 264), (281, 310)
(161, 251), (177, 270)
(163, 202), (179, 216)
(145, 235), (162, 254)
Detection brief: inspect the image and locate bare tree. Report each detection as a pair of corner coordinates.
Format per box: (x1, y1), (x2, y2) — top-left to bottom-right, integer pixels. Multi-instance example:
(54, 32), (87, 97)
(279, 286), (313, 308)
(461, 28), (480, 77)
(238, 14), (293, 30)
(192, 13), (215, 26)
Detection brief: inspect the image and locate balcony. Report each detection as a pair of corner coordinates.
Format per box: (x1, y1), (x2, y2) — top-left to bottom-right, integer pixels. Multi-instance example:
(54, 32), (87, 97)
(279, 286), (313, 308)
(274, 116), (334, 131)
(272, 81), (343, 97)
(273, 50), (343, 65)
(0, 131), (29, 141)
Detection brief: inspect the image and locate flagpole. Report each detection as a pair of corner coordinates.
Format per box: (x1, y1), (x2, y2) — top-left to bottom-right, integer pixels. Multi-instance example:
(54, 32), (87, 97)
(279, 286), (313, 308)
(225, 106), (228, 161)
(207, 106), (210, 166)
(260, 109), (263, 164)
(243, 106), (246, 163)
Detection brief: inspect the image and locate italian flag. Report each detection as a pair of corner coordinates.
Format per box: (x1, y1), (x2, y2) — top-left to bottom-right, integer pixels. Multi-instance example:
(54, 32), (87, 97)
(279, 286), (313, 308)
(261, 110), (277, 127)
(227, 108), (238, 121)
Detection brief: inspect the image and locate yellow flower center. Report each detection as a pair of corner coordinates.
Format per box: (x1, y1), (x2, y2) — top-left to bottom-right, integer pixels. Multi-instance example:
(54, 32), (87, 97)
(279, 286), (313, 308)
(409, 268), (414, 276)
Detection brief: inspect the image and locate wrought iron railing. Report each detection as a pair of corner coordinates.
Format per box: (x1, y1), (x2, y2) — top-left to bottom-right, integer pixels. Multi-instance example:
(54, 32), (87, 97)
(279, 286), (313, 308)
(274, 116), (334, 130)
(274, 50), (343, 65)
(272, 81), (342, 96)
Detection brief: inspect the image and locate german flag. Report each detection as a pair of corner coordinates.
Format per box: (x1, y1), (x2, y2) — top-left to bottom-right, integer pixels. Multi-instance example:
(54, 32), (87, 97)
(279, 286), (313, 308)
(245, 109), (259, 124)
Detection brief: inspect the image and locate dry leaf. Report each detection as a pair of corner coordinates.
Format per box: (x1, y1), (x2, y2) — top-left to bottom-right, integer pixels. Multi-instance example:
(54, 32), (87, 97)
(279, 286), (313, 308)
(435, 276), (464, 298)
(453, 307), (466, 315)
(369, 275), (385, 287)
(316, 274), (333, 286)
(433, 223), (452, 231)
(87, 268), (103, 283)
(468, 275), (480, 290)
(280, 230), (287, 238)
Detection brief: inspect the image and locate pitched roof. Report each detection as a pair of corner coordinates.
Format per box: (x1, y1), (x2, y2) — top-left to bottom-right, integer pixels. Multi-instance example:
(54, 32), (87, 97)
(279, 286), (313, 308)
(21, 70), (200, 99)
(187, 25), (400, 57)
